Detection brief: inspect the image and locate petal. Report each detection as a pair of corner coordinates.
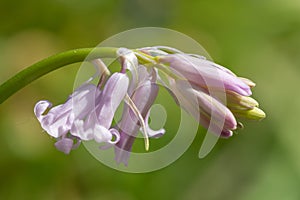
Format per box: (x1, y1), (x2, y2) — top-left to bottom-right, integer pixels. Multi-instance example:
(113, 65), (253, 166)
(220, 130), (233, 138)
(34, 84), (100, 138)
(93, 125), (112, 143)
(167, 79), (200, 121)
(117, 48), (138, 71)
(115, 70), (159, 165)
(117, 48), (140, 96)
(192, 88), (237, 130)
(71, 84), (100, 119)
(70, 74), (128, 142)
(54, 138), (74, 154)
(34, 100), (52, 121)
(153, 46), (184, 54)
(144, 108), (166, 138)
(114, 144), (131, 166)
(108, 128), (120, 144)
(159, 54), (252, 96)
(238, 77), (256, 87)
(34, 100), (73, 138)
(199, 113), (233, 138)
(71, 119), (94, 140)
(139, 47), (169, 56)
(169, 80), (237, 130)
(96, 73), (129, 129)
(118, 77), (159, 135)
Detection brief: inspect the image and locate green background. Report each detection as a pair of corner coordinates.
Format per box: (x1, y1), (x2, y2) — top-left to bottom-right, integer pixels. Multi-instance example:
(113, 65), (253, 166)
(0, 0), (300, 199)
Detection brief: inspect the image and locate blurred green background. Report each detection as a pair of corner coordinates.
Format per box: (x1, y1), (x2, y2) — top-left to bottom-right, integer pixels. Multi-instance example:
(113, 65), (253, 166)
(1, 0), (300, 199)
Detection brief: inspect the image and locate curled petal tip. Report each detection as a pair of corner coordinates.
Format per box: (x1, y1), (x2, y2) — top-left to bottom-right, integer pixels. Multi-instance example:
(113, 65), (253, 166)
(34, 100), (52, 121)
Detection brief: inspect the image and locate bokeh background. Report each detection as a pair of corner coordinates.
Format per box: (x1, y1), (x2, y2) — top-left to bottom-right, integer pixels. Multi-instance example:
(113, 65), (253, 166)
(1, 0), (300, 199)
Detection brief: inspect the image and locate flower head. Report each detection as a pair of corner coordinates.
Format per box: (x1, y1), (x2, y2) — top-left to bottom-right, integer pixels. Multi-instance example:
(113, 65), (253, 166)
(34, 46), (265, 164)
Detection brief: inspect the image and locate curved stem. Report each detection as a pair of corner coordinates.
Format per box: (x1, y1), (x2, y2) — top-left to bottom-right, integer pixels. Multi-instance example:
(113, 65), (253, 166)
(0, 47), (118, 104)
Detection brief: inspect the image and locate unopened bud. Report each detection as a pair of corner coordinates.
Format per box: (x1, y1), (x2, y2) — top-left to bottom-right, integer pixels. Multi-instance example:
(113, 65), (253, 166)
(233, 107), (266, 120)
(226, 91), (259, 110)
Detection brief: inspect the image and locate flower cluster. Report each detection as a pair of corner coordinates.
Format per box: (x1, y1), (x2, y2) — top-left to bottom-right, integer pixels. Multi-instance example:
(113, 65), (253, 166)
(34, 46), (265, 165)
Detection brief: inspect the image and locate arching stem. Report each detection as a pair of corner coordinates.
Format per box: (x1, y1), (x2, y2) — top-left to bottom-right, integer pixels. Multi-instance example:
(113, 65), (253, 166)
(0, 47), (118, 104)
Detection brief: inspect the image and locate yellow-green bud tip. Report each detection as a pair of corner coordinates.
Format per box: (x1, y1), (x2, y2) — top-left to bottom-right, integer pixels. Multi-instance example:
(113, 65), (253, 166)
(240, 96), (259, 108)
(233, 107), (266, 121)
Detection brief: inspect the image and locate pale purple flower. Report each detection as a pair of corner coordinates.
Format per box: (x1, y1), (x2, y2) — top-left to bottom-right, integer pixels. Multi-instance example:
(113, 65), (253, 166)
(168, 79), (236, 138)
(54, 137), (81, 154)
(114, 67), (164, 165)
(158, 53), (252, 96)
(114, 48), (165, 165)
(34, 83), (100, 153)
(34, 72), (129, 154)
(71, 72), (129, 143)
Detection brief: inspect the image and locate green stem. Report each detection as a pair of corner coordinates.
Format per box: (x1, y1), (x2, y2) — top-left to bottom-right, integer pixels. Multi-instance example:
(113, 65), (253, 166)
(0, 47), (118, 104)
(134, 50), (181, 80)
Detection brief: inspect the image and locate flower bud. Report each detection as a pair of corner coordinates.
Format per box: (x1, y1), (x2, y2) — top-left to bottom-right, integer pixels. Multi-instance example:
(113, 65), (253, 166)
(226, 91), (259, 110)
(232, 107), (266, 120)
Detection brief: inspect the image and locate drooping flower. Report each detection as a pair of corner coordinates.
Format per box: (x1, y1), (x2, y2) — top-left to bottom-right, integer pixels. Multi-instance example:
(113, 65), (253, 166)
(71, 72), (129, 143)
(34, 83), (100, 153)
(114, 48), (165, 165)
(114, 67), (164, 165)
(34, 69), (129, 154)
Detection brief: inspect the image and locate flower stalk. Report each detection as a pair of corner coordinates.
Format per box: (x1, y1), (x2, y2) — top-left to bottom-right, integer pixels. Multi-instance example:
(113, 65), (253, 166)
(0, 47), (118, 104)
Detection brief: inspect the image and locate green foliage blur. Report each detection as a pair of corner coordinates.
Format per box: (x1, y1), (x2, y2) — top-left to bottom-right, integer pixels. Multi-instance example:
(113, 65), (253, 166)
(1, 0), (300, 199)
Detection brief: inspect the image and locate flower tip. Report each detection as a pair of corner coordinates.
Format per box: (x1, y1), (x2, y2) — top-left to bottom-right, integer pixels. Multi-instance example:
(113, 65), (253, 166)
(256, 108), (266, 120)
(233, 107), (266, 121)
(249, 107), (266, 120)
(241, 96), (259, 108)
(220, 130), (233, 138)
(54, 138), (74, 154)
(239, 77), (256, 88)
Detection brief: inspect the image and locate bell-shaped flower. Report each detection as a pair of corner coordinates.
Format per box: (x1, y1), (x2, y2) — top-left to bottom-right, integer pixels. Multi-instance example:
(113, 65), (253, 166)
(114, 51), (164, 165)
(34, 83), (101, 153)
(71, 72), (129, 144)
(34, 69), (129, 154)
